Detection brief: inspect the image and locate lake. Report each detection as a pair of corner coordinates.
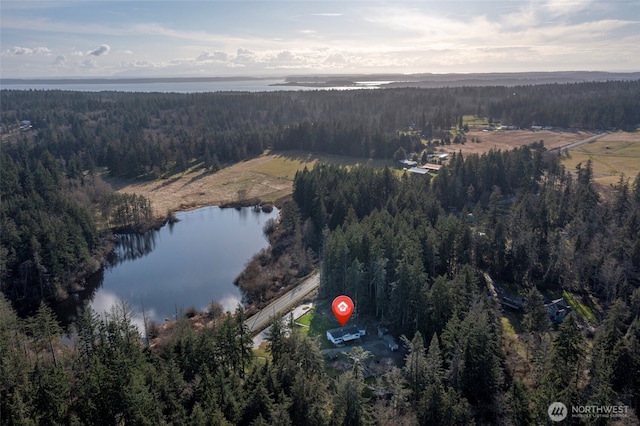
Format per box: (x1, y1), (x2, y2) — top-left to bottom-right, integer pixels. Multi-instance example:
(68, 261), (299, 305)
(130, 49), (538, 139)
(56, 206), (278, 329)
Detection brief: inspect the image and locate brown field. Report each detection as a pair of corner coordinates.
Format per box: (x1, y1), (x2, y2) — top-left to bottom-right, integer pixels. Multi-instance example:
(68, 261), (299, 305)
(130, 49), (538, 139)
(110, 130), (637, 217)
(439, 129), (598, 156)
(110, 151), (394, 217)
(561, 131), (640, 188)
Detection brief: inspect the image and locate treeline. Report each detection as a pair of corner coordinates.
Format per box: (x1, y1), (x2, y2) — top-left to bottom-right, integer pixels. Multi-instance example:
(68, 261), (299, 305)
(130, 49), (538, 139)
(290, 147), (640, 421)
(2, 80), (638, 179)
(487, 81), (640, 130)
(0, 143), (99, 311)
(0, 140), (157, 312)
(105, 193), (155, 232)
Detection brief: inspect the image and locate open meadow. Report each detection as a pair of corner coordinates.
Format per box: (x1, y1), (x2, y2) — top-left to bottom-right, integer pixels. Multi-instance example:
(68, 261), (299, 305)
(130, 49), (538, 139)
(111, 151), (394, 216)
(110, 129), (630, 218)
(561, 131), (640, 188)
(442, 128), (598, 156)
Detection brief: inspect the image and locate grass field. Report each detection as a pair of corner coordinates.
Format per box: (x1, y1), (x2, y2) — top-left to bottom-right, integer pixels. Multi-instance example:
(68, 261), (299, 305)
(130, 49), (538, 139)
(462, 115), (489, 126)
(444, 129), (597, 156)
(563, 291), (600, 324)
(110, 151), (395, 218)
(295, 300), (338, 350)
(561, 131), (640, 188)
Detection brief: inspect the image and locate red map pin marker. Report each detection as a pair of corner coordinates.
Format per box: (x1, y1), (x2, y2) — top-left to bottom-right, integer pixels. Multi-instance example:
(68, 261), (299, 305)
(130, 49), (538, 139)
(332, 295), (354, 326)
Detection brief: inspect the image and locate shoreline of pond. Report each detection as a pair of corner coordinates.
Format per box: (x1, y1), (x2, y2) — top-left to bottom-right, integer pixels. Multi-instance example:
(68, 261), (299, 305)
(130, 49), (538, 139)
(53, 203), (283, 328)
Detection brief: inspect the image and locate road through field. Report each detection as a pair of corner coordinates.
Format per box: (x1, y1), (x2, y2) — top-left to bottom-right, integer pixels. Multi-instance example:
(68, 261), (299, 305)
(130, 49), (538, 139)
(549, 132), (609, 153)
(245, 272), (320, 334)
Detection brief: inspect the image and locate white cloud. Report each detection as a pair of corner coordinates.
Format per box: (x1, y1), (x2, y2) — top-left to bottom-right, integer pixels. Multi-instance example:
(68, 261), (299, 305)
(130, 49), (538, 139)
(71, 44), (111, 57)
(81, 58), (97, 68)
(2, 46), (51, 56)
(89, 44), (110, 56)
(196, 50), (228, 62)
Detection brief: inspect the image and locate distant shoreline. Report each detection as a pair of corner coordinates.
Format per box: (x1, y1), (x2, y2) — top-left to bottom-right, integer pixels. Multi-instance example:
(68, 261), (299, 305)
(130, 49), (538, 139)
(3, 71), (639, 88)
(1, 76), (271, 85)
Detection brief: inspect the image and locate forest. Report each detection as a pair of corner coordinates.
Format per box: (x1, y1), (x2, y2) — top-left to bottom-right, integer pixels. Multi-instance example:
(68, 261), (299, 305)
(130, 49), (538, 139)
(2, 145), (640, 424)
(1, 82), (640, 424)
(2, 81), (639, 313)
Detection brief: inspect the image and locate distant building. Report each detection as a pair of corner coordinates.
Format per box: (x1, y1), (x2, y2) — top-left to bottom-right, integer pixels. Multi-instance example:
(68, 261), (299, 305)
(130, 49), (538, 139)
(398, 159), (418, 167)
(437, 153), (449, 160)
(383, 334), (399, 351)
(326, 325), (366, 346)
(376, 325), (399, 351)
(422, 163), (442, 172)
(545, 298), (572, 323)
(500, 293), (524, 311)
(407, 167), (429, 175)
(20, 120), (32, 130)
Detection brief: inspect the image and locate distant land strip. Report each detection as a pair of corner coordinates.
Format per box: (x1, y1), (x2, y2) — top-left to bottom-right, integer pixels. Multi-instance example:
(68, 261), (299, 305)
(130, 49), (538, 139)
(0, 76), (269, 85)
(3, 71), (639, 87)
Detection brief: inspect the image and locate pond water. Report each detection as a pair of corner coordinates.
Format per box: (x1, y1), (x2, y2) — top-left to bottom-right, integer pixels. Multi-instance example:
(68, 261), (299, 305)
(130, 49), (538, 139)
(56, 206), (278, 329)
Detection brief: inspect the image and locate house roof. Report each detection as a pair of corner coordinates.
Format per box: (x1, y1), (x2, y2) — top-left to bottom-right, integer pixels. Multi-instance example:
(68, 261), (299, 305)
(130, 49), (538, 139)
(407, 167), (429, 175)
(327, 325), (360, 339)
(421, 163), (442, 171)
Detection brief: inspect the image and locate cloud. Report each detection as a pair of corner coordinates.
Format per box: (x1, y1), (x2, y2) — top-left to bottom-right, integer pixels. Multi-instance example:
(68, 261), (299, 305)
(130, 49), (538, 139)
(3, 46), (51, 56)
(72, 44), (111, 57)
(81, 58), (97, 68)
(52, 55), (66, 67)
(196, 50), (228, 62)
(123, 50), (134, 55)
(276, 50), (294, 62)
(324, 52), (348, 64)
(236, 48), (254, 57)
(89, 44), (110, 56)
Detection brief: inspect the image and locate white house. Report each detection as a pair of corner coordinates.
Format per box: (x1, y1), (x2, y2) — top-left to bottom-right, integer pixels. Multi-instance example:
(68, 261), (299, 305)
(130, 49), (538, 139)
(326, 325), (366, 346)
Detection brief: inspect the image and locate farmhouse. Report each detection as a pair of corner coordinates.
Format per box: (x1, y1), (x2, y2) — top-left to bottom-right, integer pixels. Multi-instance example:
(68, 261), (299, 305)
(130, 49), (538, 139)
(326, 325), (366, 346)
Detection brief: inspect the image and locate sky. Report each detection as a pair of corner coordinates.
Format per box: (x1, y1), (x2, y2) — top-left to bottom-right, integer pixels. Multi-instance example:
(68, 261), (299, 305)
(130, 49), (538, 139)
(1, 0), (639, 79)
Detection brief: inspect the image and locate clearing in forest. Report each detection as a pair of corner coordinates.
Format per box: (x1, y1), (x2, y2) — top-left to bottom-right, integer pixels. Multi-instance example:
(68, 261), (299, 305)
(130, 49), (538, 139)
(440, 129), (598, 156)
(111, 151), (393, 217)
(561, 131), (640, 188)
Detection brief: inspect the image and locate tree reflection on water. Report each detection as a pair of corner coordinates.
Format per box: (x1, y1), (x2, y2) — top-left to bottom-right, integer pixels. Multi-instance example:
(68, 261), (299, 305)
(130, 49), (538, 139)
(108, 231), (158, 266)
